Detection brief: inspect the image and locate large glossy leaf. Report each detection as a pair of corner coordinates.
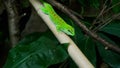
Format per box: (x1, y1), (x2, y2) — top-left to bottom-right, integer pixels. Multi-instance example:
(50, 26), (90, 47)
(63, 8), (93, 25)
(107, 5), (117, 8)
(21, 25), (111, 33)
(76, 36), (96, 67)
(100, 23), (120, 38)
(96, 33), (120, 68)
(83, 37), (96, 66)
(69, 59), (78, 68)
(3, 32), (68, 68)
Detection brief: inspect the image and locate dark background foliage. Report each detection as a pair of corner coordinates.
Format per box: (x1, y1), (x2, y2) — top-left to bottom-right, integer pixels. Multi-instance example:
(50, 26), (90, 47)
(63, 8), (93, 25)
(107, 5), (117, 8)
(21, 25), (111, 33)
(0, 0), (120, 68)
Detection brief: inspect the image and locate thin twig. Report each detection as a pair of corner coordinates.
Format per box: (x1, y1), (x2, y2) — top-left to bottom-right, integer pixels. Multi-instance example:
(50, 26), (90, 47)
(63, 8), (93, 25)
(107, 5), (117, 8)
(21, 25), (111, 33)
(92, 1), (120, 33)
(90, 0), (108, 29)
(93, 12), (120, 32)
(46, 0), (120, 54)
(68, 0), (83, 19)
(91, 1), (120, 31)
(103, 1), (120, 14)
(90, 6), (107, 29)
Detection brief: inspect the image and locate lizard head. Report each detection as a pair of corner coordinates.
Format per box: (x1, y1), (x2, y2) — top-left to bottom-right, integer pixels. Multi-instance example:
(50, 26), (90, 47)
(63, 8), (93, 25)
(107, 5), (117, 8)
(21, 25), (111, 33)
(61, 25), (75, 36)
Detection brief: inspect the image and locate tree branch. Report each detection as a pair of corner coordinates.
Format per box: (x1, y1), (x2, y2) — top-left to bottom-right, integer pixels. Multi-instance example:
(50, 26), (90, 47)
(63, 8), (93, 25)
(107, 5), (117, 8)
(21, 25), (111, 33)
(69, 9), (84, 19)
(2, 0), (20, 47)
(46, 0), (120, 54)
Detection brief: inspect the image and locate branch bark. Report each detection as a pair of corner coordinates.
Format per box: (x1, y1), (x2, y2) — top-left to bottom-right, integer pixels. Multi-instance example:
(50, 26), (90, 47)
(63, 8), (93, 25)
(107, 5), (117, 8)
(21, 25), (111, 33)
(46, 0), (120, 54)
(2, 0), (20, 47)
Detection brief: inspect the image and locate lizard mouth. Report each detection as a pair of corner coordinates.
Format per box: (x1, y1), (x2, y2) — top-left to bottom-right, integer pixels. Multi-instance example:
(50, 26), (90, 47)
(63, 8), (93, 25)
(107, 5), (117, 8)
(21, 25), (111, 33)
(67, 30), (74, 36)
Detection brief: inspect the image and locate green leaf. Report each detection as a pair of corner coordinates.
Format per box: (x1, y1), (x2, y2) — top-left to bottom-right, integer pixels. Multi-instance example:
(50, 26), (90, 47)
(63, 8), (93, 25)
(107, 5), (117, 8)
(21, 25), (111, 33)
(83, 37), (96, 67)
(3, 32), (68, 68)
(76, 36), (96, 67)
(96, 33), (120, 68)
(112, 0), (120, 13)
(100, 23), (120, 38)
(69, 59), (78, 68)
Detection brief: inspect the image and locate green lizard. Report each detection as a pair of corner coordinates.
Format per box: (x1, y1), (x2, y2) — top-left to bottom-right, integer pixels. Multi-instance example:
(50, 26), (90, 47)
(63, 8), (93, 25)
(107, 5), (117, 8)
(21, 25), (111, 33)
(40, 1), (75, 36)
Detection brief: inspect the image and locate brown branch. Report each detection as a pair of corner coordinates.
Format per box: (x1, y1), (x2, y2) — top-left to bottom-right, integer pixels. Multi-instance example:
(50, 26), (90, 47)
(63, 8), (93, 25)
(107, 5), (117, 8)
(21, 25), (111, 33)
(92, 1), (120, 31)
(89, 5), (107, 29)
(90, 0), (120, 31)
(93, 1), (120, 32)
(46, 0), (120, 54)
(2, 0), (20, 47)
(103, 1), (120, 14)
(69, 9), (84, 19)
(93, 12), (120, 32)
